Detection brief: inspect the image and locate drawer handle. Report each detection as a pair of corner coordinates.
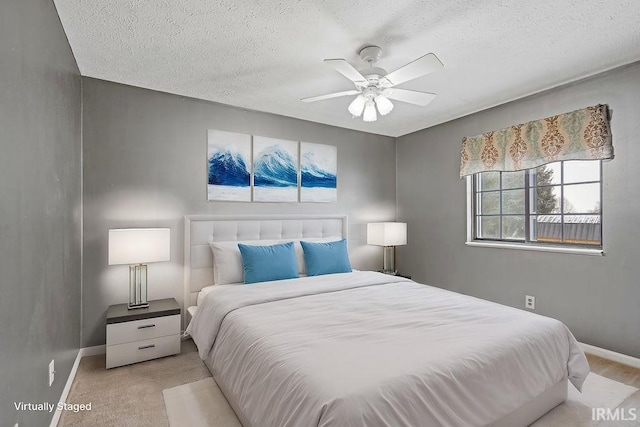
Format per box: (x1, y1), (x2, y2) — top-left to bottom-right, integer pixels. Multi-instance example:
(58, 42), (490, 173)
(138, 344), (156, 350)
(137, 324), (156, 329)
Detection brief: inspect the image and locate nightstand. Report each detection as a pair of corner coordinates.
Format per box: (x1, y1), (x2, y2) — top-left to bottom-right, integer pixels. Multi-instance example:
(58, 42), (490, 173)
(106, 298), (181, 369)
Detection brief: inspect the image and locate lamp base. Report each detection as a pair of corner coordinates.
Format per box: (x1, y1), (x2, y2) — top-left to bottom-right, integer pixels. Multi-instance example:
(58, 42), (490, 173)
(380, 269), (398, 275)
(129, 264), (149, 310)
(382, 246), (396, 274)
(127, 302), (150, 310)
(127, 302), (149, 310)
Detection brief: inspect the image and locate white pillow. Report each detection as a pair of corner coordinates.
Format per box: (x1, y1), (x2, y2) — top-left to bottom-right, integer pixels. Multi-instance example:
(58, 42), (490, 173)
(209, 237), (341, 285)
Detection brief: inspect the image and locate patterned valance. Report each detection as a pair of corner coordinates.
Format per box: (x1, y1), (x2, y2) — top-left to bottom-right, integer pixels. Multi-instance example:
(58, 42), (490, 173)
(459, 104), (613, 178)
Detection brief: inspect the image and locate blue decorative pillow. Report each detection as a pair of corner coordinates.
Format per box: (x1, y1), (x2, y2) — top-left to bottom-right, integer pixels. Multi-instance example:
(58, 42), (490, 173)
(238, 242), (299, 284)
(300, 239), (352, 276)
(238, 242), (300, 283)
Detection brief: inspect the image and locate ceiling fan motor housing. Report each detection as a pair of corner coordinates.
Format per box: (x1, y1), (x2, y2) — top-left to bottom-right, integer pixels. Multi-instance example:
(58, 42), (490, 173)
(361, 66), (387, 83)
(362, 86), (379, 99)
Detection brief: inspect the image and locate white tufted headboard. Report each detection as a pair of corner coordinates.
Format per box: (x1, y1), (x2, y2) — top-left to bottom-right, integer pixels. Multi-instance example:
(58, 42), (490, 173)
(183, 214), (348, 321)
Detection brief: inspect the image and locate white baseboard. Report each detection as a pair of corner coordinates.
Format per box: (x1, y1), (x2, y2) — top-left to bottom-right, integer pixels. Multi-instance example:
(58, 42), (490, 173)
(49, 345), (106, 427)
(79, 344), (106, 357)
(48, 349), (81, 427)
(580, 342), (640, 369)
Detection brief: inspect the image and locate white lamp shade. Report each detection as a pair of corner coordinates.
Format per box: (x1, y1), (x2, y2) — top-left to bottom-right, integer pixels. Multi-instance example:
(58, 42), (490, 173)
(348, 95), (366, 117)
(375, 95), (394, 116)
(362, 100), (377, 122)
(108, 228), (171, 265)
(367, 222), (407, 246)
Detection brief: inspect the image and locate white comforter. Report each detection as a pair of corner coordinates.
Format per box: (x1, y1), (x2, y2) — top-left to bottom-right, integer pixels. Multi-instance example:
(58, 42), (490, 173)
(187, 271), (589, 427)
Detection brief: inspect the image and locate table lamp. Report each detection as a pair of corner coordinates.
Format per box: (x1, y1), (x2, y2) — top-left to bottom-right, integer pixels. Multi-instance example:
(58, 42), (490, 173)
(367, 222), (407, 275)
(108, 228), (170, 309)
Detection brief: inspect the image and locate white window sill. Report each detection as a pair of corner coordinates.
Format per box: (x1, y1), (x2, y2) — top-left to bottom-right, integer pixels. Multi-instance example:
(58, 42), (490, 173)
(465, 240), (604, 256)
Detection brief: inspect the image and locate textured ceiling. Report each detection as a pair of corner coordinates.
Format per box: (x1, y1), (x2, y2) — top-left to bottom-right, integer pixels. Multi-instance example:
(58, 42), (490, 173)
(54, 0), (640, 137)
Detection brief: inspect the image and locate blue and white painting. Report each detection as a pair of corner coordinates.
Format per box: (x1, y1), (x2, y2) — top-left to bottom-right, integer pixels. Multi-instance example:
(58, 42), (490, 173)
(300, 142), (337, 203)
(207, 130), (251, 201)
(253, 136), (299, 202)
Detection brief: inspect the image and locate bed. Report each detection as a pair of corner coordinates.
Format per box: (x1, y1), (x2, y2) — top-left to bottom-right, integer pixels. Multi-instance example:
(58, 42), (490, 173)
(184, 215), (589, 427)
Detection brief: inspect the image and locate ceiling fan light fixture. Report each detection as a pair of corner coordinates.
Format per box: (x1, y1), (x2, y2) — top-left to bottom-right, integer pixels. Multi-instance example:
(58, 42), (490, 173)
(304, 47), (443, 124)
(363, 100), (377, 122)
(374, 95), (393, 116)
(348, 95), (367, 117)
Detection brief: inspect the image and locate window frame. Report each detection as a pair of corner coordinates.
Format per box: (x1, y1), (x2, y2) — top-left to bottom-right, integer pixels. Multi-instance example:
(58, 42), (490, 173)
(465, 161), (604, 256)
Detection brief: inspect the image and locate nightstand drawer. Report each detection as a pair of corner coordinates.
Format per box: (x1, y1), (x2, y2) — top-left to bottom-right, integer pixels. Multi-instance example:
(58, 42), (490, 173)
(106, 314), (180, 346)
(106, 335), (180, 369)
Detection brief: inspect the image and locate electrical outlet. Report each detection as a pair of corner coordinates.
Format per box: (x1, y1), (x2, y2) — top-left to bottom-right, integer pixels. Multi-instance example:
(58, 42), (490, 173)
(49, 359), (55, 386)
(525, 295), (536, 310)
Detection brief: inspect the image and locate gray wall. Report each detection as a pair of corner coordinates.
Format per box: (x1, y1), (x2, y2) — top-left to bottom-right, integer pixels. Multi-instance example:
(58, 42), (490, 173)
(82, 78), (397, 347)
(396, 62), (640, 358)
(0, 0), (82, 425)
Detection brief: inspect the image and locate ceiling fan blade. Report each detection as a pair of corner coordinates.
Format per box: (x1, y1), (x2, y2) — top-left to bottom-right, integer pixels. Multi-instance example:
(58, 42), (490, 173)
(381, 53), (443, 87)
(300, 90), (360, 103)
(383, 88), (437, 106)
(324, 59), (368, 84)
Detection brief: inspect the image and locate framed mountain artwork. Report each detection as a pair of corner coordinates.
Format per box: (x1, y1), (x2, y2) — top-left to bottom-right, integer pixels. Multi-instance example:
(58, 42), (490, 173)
(207, 130), (251, 202)
(300, 142), (337, 203)
(253, 136), (299, 202)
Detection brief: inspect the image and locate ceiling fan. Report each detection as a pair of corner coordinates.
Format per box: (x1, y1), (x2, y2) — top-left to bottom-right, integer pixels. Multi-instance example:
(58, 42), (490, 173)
(301, 46), (443, 122)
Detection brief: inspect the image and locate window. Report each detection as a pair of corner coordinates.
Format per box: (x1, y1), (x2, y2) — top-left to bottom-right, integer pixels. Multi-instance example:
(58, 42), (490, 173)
(472, 160), (602, 248)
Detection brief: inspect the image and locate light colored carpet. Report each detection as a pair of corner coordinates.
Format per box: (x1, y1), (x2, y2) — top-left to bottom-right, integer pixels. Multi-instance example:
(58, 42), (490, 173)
(163, 373), (637, 427)
(532, 373), (637, 426)
(59, 339), (211, 426)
